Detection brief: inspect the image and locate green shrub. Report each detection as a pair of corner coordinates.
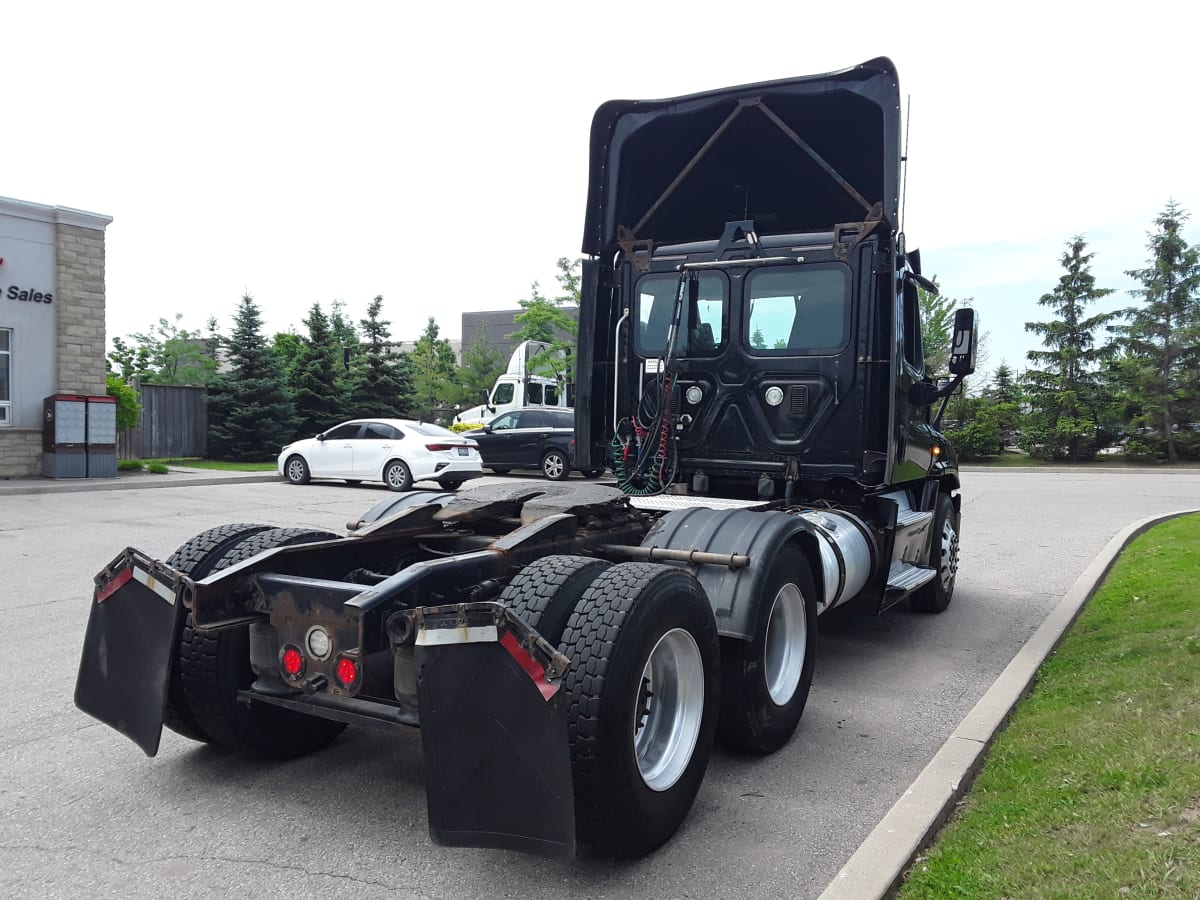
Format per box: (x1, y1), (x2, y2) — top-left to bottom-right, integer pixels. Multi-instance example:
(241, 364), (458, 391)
(147, 462), (170, 475)
(450, 421), (484, 433)
(945, 420), (1003, 461)
(117, 459), (145, 472)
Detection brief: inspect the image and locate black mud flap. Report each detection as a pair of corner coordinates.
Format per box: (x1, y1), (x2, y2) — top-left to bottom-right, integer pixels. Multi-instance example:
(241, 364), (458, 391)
(416, 604), (575, 857)
(74, 549), (183, 757)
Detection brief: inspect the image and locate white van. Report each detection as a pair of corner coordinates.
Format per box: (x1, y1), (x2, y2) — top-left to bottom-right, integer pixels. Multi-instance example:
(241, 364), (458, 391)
(455, 340), (574, 425)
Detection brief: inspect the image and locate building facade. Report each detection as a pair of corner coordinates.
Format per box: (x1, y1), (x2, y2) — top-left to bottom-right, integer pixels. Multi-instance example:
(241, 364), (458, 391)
(0, 197), (112, 478)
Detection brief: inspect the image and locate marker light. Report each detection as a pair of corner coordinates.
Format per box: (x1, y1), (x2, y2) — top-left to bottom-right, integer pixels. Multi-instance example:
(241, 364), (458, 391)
(335, 656), (359, 688)
(685, 386), (703, 405)
(932, 445), (942, 457)
(306, 626), (332, 660)
(281, 646), (304, 678)
(765, 386), (785, 407)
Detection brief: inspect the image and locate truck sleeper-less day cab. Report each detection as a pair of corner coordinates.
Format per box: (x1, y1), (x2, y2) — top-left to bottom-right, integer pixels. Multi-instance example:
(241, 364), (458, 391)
(455, 340), (574, 425)
(75, 58), (976, 859)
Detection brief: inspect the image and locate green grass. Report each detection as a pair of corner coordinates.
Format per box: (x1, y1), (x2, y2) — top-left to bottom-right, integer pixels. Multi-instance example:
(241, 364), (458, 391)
(899, 514), (1200, 899)
(117, 459), (145, 472)
(149, 457), (278, 472)
(966, 452), (1200, 468)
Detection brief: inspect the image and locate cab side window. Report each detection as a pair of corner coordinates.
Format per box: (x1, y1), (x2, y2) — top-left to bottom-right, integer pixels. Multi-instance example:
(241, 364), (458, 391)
(902, 280), (924, 373)
(491, 413), (519, 431)
(493, 383), (515, 405)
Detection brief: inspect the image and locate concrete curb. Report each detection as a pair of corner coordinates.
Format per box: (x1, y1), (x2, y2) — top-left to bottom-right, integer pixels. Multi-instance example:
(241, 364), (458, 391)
(818, 508), (1200, 900)
(0, 471), (279, 495)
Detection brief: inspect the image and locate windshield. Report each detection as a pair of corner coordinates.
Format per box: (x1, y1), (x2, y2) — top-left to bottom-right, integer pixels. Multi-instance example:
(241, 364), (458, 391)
(405, 421), (457, 437)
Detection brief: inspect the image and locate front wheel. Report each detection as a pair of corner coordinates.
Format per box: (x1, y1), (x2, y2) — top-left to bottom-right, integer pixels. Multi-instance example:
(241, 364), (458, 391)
(284, 455), (310, 485)
(541, 450), (570, 481)
(717, 545), (818, 753)
(911, 493), (960, 613)
(383, 459), (413, 492)
(560, 563), (720, 857)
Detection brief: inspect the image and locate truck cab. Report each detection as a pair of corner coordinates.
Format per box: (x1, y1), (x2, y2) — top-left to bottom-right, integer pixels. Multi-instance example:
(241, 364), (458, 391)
(455, 339), (574, 424)
(574, 58), (976, 508)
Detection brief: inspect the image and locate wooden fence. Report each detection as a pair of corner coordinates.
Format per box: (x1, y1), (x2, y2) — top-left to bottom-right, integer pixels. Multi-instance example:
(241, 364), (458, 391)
(117, 382), (208, 459)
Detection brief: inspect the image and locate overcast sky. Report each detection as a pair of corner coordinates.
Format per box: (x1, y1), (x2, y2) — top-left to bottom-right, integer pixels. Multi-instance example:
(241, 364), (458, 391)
(7, 1), (1198, 377)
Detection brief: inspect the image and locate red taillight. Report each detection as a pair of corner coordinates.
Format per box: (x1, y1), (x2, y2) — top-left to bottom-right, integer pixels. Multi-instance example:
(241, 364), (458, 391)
(425, 443), (457, 451)
(335, 656), (359, 687)
(281, 646), (304, 678)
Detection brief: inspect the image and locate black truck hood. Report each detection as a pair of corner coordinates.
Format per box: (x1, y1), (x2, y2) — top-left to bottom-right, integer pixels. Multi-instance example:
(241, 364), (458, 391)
(581, 57), (901, 256)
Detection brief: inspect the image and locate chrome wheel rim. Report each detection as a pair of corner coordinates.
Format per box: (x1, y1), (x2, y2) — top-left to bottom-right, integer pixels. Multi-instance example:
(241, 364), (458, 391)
(633, 627), (705, 792)
(939, 518), (960, 591)
(543, 454), (565, 479)
(286, 458), (305, 482)
(386, 463), (407, 489)
(764, 583), (807, 706)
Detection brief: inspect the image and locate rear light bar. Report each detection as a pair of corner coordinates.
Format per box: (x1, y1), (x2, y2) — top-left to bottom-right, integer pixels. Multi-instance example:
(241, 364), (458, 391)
(425, 442), (478, 451)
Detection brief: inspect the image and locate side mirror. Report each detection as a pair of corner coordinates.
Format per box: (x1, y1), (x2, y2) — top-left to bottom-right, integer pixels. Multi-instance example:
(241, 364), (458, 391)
(482, 425), (493, 434)
(481, 389), (495, 413)
(948, 308), (978, 376)
(316, 432), (326, 441)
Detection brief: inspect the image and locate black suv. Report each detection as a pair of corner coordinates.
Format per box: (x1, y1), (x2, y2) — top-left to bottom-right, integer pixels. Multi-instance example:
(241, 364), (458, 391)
(467, 409), (604, 480)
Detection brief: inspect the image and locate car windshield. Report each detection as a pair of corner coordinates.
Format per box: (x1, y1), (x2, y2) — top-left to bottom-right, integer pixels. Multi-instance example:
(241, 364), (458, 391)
(405, 422), (457, 437)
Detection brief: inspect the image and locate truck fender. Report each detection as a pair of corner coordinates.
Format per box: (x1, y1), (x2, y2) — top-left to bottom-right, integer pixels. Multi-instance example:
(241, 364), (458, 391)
(640, 508), (824, 640)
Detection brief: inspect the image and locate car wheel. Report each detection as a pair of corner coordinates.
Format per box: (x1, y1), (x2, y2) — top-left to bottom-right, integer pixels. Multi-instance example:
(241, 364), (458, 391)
(582, 468), (604, 479)
(542, 450), (570, 481)
(383, 459), (413, 492)
(439, 478), (465, 491)
(489, 467), (512, 475)
(284, 455), (310, 485)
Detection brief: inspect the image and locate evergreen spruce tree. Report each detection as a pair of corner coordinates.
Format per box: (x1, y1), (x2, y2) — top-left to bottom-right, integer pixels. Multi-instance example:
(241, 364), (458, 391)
(1114, 201), (1200, 463)
(349, 295), (413, 418)
(290, 303), (342, 438)
(207, 294), (297, 460)
(1023, 236), (1115, 460)
(329, 299), (365, 403)
(408, 316), (458, 421)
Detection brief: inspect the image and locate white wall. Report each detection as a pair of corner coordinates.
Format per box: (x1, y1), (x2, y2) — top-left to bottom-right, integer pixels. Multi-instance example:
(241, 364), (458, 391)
(0, 213), (57, 428)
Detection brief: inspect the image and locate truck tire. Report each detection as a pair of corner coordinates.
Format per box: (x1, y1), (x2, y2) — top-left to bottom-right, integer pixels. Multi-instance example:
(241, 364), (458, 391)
(910, 493), (960, 614)
(717, 545), (818, 753)
(162, 523), (274, 743)
(178, 527), (348, 758)
(498, 555), (611, 645)
(559, 563), (720, 857)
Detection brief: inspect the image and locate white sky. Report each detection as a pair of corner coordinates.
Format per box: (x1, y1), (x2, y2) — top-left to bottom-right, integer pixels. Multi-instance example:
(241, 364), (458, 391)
(6, 1), (1198, 378)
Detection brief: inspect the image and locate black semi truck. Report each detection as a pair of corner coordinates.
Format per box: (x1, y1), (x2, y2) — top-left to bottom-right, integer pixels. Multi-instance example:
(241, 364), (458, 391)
(75, 57), (977, 859)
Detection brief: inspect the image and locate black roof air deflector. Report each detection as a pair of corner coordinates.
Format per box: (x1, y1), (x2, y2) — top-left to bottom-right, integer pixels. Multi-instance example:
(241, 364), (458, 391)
(583, 58), (901, 256)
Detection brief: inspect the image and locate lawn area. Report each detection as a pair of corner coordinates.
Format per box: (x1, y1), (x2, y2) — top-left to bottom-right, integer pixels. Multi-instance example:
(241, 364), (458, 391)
(152, 457), (278, 472)
(900, 514), (1200, 899)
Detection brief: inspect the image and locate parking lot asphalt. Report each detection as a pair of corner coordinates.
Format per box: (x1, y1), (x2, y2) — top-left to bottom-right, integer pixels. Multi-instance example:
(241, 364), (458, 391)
(5, 469), (1200, 898)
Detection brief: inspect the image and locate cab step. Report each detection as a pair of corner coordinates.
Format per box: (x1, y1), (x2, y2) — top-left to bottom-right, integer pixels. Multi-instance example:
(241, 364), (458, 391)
(879, 560), (938, 612)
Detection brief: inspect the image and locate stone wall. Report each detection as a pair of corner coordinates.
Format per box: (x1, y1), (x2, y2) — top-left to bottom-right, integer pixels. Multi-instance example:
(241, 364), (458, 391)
(0, 429), (43, 478)
(55, 223), (107, 395)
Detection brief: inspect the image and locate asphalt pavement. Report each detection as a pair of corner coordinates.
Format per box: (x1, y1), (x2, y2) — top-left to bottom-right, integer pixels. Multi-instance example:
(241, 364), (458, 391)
(4, 467), (1200, 898)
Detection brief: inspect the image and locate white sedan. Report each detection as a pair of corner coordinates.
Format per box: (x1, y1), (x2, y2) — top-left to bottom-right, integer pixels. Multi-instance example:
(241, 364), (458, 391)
(277, 419), (483, 491)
